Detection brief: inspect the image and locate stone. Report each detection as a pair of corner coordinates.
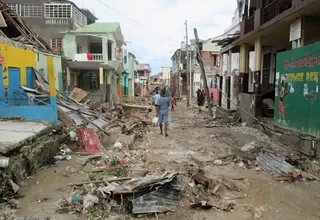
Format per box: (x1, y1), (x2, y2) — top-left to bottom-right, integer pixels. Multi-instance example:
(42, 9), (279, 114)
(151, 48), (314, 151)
(214, 159), (223, 165)
(114, 142), (123, 148)
(241, 141), (257, 152)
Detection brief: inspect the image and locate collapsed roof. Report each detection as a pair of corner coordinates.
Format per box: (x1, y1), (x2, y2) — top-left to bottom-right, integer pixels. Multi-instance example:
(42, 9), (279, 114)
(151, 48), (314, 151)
(0, 1), (55, 54)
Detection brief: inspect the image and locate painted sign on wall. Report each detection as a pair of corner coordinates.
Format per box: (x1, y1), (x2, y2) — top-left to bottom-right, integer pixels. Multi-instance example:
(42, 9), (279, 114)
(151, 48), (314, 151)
(275, 41), (320, 136)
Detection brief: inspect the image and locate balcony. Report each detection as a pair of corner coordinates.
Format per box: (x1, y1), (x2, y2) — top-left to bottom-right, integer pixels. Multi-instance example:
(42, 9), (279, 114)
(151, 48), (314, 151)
(74, 53), (105, 62)
(244, 15), (255, 34)
(92, 53), (103, 62)
(262, 0), (292, 24)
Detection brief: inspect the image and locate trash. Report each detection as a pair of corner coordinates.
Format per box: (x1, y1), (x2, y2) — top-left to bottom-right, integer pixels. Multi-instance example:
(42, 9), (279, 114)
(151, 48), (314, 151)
(238, 161), (245, 168)
(190, 201), (213, 210)
(112, 172), (176, 195)
(77, 127), (103, 154)
(114, 142), (123, 148)
(191, 169), (213, 189)
(72, 194), (80, 201)
(241, 141), (257, 152)
(9, 179), (20, 193)
(69, 131), (78, 141)
(152, 116), (159, 124)
(7, 199), (19, 208)
(54, 155), (72, 161)
(83, 194), (99, 209)
(214, 159), (223, 165)
(0, 156), (9, 168)
(253, 206), (265, 219)
(130, 185), (180, 214)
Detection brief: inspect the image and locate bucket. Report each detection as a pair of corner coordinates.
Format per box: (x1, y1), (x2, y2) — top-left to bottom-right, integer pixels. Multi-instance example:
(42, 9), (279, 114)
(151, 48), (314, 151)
(0, 156), (9, 168)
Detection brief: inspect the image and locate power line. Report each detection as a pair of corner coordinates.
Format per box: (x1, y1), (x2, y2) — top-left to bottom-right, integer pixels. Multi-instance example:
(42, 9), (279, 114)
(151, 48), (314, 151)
(127, 44), (170, 61)
(94, 0), (180, 43)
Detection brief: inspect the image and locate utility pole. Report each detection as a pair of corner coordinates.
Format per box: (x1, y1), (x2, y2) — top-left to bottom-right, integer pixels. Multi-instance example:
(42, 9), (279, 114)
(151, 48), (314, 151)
(193, 28), (213, 117)
(185, 20), (190, 107)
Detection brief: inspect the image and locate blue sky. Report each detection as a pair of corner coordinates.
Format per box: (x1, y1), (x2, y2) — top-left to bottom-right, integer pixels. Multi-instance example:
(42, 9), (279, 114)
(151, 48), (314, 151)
(72, 0), (236, 75)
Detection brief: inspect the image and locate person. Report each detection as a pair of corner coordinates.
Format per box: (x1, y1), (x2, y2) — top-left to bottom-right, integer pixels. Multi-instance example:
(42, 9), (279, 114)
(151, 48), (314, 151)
(197, 89), (202, 112)
(158, 89), (170, 136)
(154, 90), (160, 116)
(170, 95), (175, 111)
(210, 92), (214, 104)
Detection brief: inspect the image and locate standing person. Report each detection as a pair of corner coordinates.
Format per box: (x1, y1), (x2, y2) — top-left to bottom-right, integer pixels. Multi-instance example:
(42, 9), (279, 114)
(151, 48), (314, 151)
(210, 92), (214, 104)
(197, 89), (202, 112)
(154, 90), (160, 117)
(158, 89), (170, 136)
(170, 94), (175, 111)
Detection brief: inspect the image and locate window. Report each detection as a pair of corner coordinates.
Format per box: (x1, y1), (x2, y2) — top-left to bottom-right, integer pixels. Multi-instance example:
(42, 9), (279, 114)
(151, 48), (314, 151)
(45, 19), (69, 24)
(7, 4), (18, 15)
(72, 6), (87, 27)
(45, 3), (71, 18)
(76, 43), (83, 53)
(20, 4), (42, 17)
(50, 38), (62, 51)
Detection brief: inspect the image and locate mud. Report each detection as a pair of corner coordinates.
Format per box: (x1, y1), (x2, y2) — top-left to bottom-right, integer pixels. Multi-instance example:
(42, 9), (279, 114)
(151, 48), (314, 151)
(3, 102), (320, 219)
(0, 131), (65, 200)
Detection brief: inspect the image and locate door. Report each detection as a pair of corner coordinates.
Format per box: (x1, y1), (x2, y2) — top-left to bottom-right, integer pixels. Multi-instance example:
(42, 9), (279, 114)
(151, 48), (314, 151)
(26, 67), (34, 89)
(8, 67), (22, 105)
(262, 53), (271, 92)
(0, 65), (3, 101)
(227, 76), (231, 109)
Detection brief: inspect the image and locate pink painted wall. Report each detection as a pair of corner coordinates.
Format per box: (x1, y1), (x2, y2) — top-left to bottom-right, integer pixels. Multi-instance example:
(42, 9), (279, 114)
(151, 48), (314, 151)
(141, 85), (147, 97)
(208, 88), (220, 105)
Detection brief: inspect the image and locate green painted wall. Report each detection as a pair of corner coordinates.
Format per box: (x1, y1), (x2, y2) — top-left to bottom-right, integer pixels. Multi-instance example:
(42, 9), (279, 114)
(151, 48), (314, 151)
(127, 53), (135, 97)
(275, 41), (320, 136)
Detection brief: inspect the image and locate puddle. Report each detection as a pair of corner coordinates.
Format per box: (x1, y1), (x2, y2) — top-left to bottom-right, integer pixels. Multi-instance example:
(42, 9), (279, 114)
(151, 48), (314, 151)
(15, 159), (86, 219)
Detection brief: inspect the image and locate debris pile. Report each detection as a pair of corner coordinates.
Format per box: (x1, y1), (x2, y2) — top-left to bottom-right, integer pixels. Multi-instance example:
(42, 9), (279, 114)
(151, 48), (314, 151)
(58, 172), (181, 218)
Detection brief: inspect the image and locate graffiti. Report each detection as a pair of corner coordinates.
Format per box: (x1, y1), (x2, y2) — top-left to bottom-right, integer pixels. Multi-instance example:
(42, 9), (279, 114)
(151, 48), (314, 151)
(284, 53), (320, 69)
(305, 91), (316, 103)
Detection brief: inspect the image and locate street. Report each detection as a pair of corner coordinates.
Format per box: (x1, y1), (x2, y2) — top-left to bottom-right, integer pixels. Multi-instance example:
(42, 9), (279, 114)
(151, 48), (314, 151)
(3, 101), (319, 220)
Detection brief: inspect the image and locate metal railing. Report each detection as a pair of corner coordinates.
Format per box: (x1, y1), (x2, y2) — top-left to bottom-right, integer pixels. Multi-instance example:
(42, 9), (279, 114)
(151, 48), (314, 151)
(262, 0), (292, 24)
(245, 15), (255, 34)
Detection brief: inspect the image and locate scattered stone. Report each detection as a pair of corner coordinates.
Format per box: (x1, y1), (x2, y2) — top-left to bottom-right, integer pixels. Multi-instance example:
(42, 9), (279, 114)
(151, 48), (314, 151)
(253, 206), (265, 219)
(241, 141), (257, 152)
(114, 142), (123, 148)
(214, 159), (223, 166)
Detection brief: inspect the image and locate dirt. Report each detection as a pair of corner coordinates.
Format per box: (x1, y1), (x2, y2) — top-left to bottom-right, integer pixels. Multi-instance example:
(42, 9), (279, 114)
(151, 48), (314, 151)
(3, 102), (320, 220)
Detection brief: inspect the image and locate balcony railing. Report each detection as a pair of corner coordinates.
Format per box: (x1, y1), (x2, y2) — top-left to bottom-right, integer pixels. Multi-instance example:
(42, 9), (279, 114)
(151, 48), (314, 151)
(262, 0), (292, 24)
(92, 54), (103, 62)
(245, 15), (255, 34)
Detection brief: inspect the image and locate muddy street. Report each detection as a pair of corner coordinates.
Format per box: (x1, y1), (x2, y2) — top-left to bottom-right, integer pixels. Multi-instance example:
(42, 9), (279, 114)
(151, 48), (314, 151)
(2, 101), (320, 220)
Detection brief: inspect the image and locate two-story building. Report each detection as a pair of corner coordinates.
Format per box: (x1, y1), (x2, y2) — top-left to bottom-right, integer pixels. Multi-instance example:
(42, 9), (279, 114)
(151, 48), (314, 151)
(122, 51), (137, 97)
(62, 22), (125, 107)
(3, 0), (97, 53)
(171, 48), (187, 98)
(136, 63), (151, 97)
(222, 0), (320, 156)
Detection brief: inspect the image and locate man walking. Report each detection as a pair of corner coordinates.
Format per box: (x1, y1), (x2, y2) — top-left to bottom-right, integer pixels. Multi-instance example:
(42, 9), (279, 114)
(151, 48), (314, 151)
(154, 90), (160, 116)
(158, 89), (170, 137)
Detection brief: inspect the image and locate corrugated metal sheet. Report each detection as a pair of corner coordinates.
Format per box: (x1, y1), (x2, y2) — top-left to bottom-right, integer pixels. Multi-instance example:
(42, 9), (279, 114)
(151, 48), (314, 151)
(256, 152), (294, 174)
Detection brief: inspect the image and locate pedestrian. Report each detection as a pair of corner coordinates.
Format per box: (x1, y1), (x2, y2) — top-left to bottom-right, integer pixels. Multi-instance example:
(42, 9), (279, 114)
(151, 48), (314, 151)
(158, 89), (170, 137)
(197, 89), (202, 112)
(210, 92), (214, 104)
(170, 94), (175, 111)
(154, 90), (160, 117)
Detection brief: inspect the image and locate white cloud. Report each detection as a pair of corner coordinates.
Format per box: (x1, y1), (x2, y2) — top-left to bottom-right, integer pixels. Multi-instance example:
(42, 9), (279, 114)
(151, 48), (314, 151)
(72, 0), (236, 73)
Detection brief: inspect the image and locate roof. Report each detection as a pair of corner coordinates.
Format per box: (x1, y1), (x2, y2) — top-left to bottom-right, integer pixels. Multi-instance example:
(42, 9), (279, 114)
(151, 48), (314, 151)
(81, 8), (98, 21)
(0, 2), (54, 54)
(72, 22), (120, 33)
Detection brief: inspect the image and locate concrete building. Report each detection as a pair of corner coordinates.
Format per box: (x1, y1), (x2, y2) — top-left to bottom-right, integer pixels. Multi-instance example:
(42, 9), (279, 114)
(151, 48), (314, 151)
(136, 63), (151, 97)
(62, 22), (125, 107)
(223, 0), (320, 156)
(0, 3), (58, 122)
(3, 0), (97, 53)
(122, 50), (137, 97)
(161, 66), (171, 87)
(171, 49), (187, 97)
(212, 1), (255, 111)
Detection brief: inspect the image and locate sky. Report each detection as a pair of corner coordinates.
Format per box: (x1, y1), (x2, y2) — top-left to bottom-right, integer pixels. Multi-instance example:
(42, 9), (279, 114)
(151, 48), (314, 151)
(72, 0), (237, 75)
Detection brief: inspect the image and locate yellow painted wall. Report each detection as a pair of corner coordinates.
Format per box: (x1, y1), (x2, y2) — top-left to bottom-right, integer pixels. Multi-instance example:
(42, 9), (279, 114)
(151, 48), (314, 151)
(0, 41), (36, 86)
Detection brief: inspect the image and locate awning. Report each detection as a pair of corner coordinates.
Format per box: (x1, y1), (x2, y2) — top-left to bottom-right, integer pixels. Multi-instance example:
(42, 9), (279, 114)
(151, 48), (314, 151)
(66, 61), (114, 70)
